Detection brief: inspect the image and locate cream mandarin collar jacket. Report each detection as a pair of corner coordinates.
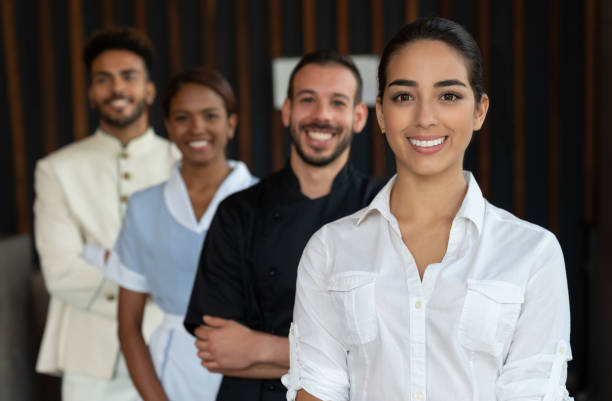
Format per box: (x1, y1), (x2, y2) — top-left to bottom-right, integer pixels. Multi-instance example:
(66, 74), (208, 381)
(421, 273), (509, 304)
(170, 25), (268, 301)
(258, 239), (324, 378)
(35, 128), (180, 379)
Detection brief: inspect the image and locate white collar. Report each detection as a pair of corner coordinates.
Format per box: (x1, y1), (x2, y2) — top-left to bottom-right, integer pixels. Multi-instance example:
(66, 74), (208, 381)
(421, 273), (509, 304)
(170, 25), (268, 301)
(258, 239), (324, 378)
(164, 160), (254, 233)
(354, 171), (485, 236)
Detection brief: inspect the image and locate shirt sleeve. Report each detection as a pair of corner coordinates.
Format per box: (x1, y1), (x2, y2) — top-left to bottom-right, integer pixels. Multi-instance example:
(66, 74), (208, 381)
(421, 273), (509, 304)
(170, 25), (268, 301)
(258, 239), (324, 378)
(184, 199), (248, 334)
(495, 234), (573, 401)
(282, 228), (350, 401)
(34, 158), (112, 316)
(105, 199), (150, 294)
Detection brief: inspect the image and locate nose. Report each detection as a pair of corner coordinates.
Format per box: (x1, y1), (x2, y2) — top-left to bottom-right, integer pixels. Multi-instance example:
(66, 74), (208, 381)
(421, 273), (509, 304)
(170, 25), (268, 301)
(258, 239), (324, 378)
(190, 115), (206, 133)
(312, 100), (332, 122)
(415, 100), (438, 129)
(111, 76), (127, 94)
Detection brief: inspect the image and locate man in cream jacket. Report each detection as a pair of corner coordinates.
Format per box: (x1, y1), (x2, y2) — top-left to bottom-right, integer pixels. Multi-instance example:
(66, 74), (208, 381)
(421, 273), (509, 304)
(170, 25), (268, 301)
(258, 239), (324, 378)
(34, 27), (179, 401)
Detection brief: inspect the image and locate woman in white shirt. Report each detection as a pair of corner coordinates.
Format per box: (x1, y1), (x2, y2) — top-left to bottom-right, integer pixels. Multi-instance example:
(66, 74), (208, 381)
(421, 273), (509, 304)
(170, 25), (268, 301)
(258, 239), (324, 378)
(283, 18), (573, 401)
(106, 68), (257, 401)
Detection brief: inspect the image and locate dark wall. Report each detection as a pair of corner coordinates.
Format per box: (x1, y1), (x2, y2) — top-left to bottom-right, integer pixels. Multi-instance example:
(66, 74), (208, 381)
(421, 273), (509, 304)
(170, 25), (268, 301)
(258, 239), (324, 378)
(0, 0), (600, 397)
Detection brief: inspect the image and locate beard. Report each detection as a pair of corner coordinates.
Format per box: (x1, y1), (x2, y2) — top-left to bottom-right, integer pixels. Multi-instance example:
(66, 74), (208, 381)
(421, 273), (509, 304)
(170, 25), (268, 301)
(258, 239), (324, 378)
(93, 95), (148, 128)
(289, 120), (354, 167)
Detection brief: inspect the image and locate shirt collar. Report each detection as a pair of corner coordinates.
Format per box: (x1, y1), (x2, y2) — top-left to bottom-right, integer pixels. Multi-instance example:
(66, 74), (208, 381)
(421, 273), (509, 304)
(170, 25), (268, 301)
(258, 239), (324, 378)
(279, 159), (353, 195)
(164, 160), (255, 233)
(354, 171), (485, 236)
(92, 126), (158, 153)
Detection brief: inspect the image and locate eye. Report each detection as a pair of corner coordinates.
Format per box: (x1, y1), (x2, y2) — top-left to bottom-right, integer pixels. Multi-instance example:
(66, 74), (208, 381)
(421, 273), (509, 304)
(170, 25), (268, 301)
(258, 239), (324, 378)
(93, 76), (109, 84)
(391, 93), (413, 103)
(172, 114), (188, 122)
(440, 92), (462, 102)
(205, 113), (219, 121)
(332, 99), (347, 107)
(299, 96), (315, 104)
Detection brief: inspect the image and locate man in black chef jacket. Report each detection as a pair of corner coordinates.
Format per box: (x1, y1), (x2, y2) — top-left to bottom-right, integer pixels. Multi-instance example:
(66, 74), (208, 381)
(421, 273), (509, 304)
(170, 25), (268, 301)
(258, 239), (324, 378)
(184, 49), (384, 401)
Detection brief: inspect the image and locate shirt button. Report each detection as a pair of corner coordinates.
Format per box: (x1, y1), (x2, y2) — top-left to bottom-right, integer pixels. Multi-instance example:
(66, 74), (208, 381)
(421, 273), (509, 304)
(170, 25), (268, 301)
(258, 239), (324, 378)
(105, 294), (116, 301)
(414, 301), (422, 309)
(120, 151), (129, 159)
(415, 391), (423, 400)
(272, 211), (281, 221)
(123, 172), (131, 180)
(120, 195), (129, 203)
(268, 268), (278, 277)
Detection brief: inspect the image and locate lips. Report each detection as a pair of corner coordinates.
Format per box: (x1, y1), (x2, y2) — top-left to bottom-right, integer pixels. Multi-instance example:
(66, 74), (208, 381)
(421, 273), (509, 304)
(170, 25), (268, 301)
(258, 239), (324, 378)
(408, 137), (446, 147)
(187, 139), (210, 149)
(301, 123), (340, 145)
(104, 96), (133, 109)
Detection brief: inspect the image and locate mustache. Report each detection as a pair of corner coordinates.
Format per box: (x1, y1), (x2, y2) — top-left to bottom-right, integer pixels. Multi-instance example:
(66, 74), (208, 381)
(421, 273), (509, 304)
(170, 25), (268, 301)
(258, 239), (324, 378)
(299, 122), (341, 134)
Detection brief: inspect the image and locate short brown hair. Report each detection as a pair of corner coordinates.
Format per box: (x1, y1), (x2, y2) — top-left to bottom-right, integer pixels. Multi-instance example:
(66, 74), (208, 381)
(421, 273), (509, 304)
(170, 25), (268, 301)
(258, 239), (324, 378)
(161, 68), (238, 118)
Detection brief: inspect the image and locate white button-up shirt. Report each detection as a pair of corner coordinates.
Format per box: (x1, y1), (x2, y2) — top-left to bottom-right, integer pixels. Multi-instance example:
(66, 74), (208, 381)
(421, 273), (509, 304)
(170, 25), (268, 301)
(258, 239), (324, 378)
(282, 172), (573, 401)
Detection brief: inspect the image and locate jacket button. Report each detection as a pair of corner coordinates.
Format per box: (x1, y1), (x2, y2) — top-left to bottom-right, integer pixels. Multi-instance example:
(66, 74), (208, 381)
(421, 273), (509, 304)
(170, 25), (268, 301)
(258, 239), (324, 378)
(272, 211), (280, 221)
(267, 384), (276, 391)
(105, 294), (116, 301)
(268, 268), (277, 277)
(120, 151), (129, 159)
(123, 172), (131, 180)
(120, 195), (129, 203)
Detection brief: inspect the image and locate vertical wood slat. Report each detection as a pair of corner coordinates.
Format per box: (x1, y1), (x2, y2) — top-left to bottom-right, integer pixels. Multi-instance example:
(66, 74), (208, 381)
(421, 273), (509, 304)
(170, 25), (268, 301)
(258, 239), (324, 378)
(441, 0), (452, 18)
(584, 0), (596, 224)
(512, 0), (525, 218)
(1, 0), (30, 233)
(302, 0), (316, 53)
(477, 0), (490, 198)
(202, 0), (216, 69)
(134, 0), (148, 32)
(405, 0), (419, 23)
(269, 0), (285, 171)
(235, 0), (252, 167)
(370, 0), (386, 177)
(102, 0), (115, 27)
(38, 0), (58, 154)
(168, 0), (182, 75)
(547, 0), (561, 235)
(69, 0), (88, 141)
(336, 0), (349, 53)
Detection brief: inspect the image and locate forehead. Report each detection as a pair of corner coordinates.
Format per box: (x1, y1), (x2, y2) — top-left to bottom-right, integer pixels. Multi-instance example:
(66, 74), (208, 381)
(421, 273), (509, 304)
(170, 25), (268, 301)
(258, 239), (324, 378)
(90, 49), (146, 73)
(292, 63), (358, 100)
(170, 83), (224, 110)
(387, 40), (469, 83)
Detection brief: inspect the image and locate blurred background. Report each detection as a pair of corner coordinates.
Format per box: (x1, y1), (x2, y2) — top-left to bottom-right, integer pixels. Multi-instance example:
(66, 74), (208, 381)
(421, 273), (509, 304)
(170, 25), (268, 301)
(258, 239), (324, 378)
(0, 0), (609, 400)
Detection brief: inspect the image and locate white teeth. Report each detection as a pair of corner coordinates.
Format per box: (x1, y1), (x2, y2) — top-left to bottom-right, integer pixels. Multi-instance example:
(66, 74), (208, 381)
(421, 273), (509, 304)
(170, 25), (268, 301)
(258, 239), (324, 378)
(110, 99), (128, 107)
(307, 131), (333, 141)
(409, 137), (446, 147)
(188, 140), (209, 148)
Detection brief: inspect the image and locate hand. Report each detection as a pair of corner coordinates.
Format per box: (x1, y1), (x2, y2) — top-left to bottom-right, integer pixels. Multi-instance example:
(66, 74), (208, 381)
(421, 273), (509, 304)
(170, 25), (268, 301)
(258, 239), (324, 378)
(194, 316), (260, 371)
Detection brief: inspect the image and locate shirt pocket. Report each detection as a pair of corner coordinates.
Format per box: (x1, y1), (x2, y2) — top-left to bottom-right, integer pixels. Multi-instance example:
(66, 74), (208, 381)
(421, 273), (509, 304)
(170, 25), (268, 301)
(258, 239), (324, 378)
(458, 279), (525, 358)
(327, 271), (378, 345)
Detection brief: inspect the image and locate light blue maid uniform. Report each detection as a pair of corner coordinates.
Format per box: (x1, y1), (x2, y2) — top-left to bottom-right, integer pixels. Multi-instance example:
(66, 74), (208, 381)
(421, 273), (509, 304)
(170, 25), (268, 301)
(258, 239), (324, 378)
(106, 160), (257, 401)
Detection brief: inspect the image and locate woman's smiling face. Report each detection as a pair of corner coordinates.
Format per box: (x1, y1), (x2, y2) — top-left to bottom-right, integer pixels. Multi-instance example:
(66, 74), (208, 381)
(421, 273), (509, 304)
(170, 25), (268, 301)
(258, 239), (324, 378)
(376, 39), (488, 178)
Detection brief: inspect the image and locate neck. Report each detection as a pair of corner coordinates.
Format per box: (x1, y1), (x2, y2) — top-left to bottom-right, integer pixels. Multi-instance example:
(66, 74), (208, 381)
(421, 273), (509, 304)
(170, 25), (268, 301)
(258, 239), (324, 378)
(390, 167), (467, 223)
(99, 116), (149, 146)
(289, 146), (349, 199)
(181, 156), (231, 191)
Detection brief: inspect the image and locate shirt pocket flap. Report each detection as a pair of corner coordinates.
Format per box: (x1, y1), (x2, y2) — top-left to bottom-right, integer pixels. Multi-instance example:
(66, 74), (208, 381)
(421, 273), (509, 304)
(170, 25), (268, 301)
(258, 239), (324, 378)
(327, 271), (377, 292)
(467, 279), (524, 304)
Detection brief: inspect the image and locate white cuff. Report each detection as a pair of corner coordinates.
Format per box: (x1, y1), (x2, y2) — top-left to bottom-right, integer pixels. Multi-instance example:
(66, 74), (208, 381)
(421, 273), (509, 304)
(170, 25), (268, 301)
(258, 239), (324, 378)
(105, 251), (150, 293)
(82, 243), (107, 270)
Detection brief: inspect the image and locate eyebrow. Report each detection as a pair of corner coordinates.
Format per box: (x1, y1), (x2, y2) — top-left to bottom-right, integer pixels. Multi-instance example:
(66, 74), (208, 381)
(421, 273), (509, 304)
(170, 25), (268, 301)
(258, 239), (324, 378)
(296, 89), (350, 100)
(387, 79), (467, 88)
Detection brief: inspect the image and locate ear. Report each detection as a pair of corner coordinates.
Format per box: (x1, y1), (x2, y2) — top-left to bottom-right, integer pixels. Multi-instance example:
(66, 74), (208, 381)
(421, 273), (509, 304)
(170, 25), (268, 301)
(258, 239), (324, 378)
(145, 81), (156, 106)
(227, 113), (238, 139)
(351, 101), (368, 134)
(375, 97), (385, 133)
(473, 93), (489, 131)
(281, 98), (291, 128)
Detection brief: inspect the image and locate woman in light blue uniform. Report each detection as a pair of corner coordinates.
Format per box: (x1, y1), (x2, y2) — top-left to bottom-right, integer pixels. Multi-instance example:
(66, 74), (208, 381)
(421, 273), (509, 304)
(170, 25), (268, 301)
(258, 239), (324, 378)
(106, 68), (257, 401)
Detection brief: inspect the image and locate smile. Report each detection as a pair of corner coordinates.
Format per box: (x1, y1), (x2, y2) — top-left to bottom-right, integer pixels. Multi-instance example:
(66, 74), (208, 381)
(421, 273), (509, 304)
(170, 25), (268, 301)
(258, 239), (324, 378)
(408, 137), (447, 148)
(188, 140), (210, 149)
(306, 131), (334, 141)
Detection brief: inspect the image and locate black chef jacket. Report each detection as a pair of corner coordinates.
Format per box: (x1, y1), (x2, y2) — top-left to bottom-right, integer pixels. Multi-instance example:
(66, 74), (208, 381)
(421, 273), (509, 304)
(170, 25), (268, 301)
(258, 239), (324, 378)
(185, 162), (384, 401)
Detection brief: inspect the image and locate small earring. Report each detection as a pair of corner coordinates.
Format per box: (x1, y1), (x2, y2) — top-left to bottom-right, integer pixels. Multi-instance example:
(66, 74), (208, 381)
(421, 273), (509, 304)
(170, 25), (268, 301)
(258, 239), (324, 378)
(381, 128), (385, 134)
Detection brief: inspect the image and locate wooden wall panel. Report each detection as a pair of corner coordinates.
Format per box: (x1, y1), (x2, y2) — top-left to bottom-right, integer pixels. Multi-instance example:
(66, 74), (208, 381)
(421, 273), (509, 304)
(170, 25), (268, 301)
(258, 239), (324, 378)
(513, 0), (525, 218)
(1, 0), (30, 233)
(441, 0), (452, 19)
(302, 0), (316, 53)
(584, 0), (596, 224)
(269, 0), (285, 171)
(69, 0), (87, 141)
(167, 0), (182, 75)
(235, 0), (252, 167)
(202, 0), (216, 69)
(102, 0), (115, 27)
(38, 0), (58, 155)
(134, 0), (148, 32)
(336, 0), (349, 53)
(405, 0), (418, 23)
